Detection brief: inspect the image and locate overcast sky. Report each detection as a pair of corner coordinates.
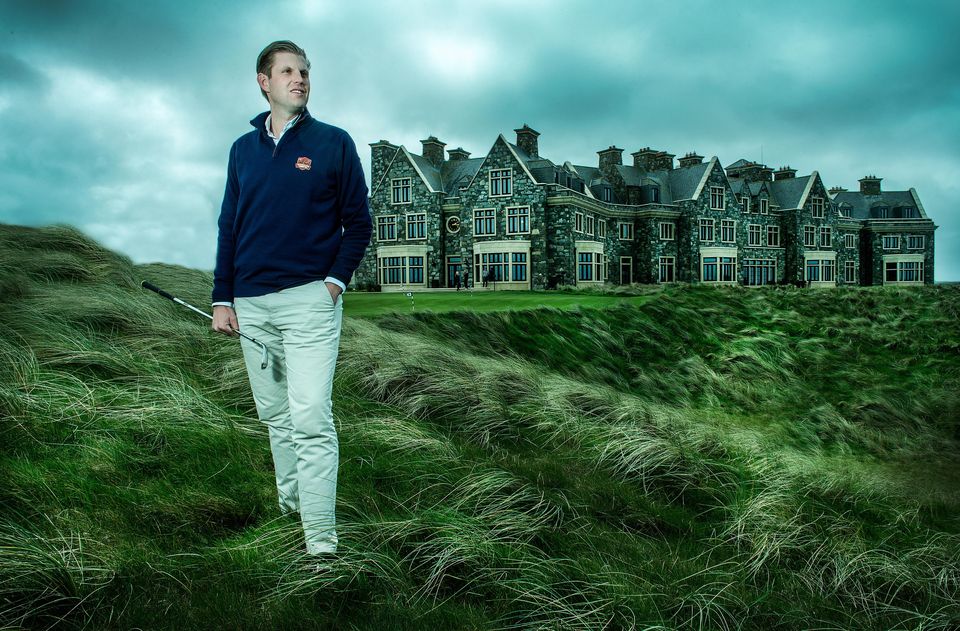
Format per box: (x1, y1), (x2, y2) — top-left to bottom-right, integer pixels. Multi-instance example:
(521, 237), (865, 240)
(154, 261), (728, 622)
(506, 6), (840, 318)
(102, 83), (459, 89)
(2, 0), (958, 280)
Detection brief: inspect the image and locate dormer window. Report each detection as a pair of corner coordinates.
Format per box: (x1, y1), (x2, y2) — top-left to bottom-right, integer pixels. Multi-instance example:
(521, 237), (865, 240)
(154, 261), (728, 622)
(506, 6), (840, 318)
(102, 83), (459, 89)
(651, 186), (660, 203)
(602, 187), (613, 203)
(873, 206), (890, 219)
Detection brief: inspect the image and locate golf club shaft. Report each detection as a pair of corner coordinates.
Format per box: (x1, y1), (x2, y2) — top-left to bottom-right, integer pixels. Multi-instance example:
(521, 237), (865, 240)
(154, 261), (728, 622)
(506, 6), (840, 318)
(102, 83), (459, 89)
(141, 281), (268, 368)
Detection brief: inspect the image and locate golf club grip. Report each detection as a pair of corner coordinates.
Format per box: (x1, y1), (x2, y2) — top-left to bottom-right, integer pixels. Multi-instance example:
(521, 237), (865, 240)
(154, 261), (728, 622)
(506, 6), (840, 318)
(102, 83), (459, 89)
(141, 281), (175, 301)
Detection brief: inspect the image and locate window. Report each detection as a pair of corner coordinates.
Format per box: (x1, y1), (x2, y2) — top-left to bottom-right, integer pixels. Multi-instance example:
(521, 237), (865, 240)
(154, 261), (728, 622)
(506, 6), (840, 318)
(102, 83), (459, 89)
(477, 252), (506, 282)
(767, 226), (780, 247)
(602, 188), (613, 202)
(699, 219), (714, 242)
(743, 259), (776, 286)
(618, 221), (634, 240)
(586, 215), (595, 236)
(710, 186), (725, 210)
(702, 256), (737, 282)
(408, 256), (424, 283)
(597, 220), (606, 238)
(803, 225), (816, 247)
(844, 233), (856, 248)
(885, 260), (923, 283)
(882, 235), (899, 250)
(379, 254), (428, 286)
(805, 259), (835, 283)
(391, 178), (411, 205)
(474, 208), (496, 236)
(720, 220), (736, 243)
(748, 224), (762, 246)
(820, 227), (831, 248)
(506, 206), (530, 234)
(703, 257), (717, 282)
(760, 198), (769, 215)
(489, 169), (512, 197)
(474, 248), (529, 284)
(908, 235), (925, 249)
(741, 196), (751, 214)
(381, 256), (405, 284)
(811, 196), (824, 219)
(511, 252), (528, 281)
(844, 261), (856, 283)
(377, 215), (397, 241)
(578, 252), (594, 281)
(720, 256), (736, 281)
(576, 251), (605, 282)
(659, 257), (675, 283)
(575, 212), (584, 233)
(406, 213), (426, 240)
(659, 222), (675, 241)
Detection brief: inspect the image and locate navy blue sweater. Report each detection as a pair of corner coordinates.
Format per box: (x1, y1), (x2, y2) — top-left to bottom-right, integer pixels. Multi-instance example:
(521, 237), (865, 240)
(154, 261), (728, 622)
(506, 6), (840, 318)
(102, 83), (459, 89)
(212, 109), (372, 303)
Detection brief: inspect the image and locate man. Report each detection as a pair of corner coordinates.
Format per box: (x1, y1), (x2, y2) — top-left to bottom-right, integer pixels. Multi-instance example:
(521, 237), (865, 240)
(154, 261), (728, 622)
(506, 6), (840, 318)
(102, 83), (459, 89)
(211, 40), (372, 557)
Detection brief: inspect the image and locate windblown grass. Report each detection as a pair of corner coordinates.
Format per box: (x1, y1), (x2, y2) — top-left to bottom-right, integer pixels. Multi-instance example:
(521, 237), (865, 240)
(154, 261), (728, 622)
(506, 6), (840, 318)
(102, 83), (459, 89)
(1, 222), (958, 630)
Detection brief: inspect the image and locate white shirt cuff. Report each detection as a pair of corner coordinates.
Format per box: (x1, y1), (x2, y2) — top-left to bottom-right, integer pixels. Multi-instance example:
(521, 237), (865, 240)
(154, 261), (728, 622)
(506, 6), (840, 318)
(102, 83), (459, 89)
(212, 301), (234, 308)
(324, 276), (346, 292)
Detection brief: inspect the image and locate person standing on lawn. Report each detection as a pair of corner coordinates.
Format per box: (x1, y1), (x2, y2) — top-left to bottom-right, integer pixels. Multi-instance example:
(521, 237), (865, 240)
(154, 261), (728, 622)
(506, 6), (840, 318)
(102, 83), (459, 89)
(211, 40), (371, 557)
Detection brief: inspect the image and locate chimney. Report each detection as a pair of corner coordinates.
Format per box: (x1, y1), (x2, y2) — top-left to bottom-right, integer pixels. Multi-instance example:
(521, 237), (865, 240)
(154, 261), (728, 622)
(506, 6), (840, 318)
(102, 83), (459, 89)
(859, 175), (882, 196)
(774, 166), (797, 180)
(369, 140), (399, 187)
(514, 124), (540, 158)
(598, 145), (623, 170)
(828, 186), (848, 198)
(655, 151), (675, 170)
(631, 147), (659, 171)
(678, 152), (703, 168)
(447, 147), (471, 162)
(420, 136), (446, 168)
(729, 161), (774, 183)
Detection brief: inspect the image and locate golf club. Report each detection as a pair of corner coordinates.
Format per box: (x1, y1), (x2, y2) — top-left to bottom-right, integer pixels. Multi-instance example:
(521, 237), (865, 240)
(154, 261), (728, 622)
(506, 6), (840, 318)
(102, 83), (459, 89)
(141, 281), (268, 369)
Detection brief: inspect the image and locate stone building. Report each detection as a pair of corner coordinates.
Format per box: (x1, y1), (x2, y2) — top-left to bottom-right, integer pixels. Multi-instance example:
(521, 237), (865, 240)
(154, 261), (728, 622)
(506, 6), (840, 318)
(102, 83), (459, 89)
(353, 126), (936, 290)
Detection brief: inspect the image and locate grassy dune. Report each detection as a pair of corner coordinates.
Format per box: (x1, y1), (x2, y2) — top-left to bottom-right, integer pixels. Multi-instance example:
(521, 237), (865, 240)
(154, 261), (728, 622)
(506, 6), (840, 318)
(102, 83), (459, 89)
(1, 223), (958, 630)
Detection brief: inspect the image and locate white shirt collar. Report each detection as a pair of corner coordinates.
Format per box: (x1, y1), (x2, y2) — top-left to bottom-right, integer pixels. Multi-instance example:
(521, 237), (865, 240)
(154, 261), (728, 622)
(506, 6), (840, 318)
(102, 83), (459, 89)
(265, 112), (301, 144)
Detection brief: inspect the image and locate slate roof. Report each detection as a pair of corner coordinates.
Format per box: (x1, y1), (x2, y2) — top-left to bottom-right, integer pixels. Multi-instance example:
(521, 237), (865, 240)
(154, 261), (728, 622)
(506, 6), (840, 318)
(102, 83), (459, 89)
(748, 182), (765, 196)
(726, 158), (754, 170)
(833, 190), (921, 220)
(407, 151), (442, 192)
(768, 175), (811, 209)
(441, 158), (484, 194)
(729, 179), (745, 195)
(668, 161), (711, 201)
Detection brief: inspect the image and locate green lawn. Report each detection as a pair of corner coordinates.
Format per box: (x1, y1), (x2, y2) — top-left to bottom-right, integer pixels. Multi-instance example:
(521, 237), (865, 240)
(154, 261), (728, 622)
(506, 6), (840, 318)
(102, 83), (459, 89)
(341, 289), (656, 317)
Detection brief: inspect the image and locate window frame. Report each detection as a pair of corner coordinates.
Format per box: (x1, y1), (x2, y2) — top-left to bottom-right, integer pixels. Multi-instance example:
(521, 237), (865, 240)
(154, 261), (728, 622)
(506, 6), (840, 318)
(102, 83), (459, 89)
(767, 225), (780, 247)
(489, 168), (513, 198)
(390, 178), (412, 205)
(473, 208), (497, 237)
(617, 221), (634, 241)
(720, 219), (736, 243)
(710, 186), (725, 210)
(748, 224), (762, 247)
(659, 222), (676, 241)
(505, 205), (531, 235)
(405, 212), (426, 240)
(377, 214), (398, 242)
(699, 218), (715, 242)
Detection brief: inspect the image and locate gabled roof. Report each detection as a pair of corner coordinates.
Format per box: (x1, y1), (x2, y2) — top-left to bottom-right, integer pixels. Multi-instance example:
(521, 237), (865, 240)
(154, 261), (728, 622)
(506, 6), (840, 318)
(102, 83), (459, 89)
(439, 157), (484, 194)
(729, 179), (745, 195)
(726, 158), (754, 170)
(833, 190), (924, 220)
(672, 158), (714, 201)
(748, 181), (766, 196)
(406, 149), (442, 192)
(768, 174), (812, 209)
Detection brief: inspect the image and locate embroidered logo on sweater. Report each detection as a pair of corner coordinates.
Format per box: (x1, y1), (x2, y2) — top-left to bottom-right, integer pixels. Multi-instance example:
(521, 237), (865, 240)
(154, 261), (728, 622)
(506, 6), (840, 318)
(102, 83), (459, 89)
(295, 157), (312, 171)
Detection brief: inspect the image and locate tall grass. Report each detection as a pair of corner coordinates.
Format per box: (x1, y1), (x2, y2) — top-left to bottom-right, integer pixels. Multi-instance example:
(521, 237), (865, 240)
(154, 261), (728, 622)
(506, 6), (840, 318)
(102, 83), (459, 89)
(1, 222), (958, 629)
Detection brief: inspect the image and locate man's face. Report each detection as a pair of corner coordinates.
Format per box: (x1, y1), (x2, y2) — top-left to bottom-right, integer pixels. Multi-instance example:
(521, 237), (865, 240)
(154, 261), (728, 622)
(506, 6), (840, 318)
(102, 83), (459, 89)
(258, 51), (310, 112)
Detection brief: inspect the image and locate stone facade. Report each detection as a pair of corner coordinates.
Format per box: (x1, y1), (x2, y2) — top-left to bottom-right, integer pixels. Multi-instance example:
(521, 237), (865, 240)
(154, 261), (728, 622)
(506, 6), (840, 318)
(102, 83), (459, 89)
(353, 127), (937, 290)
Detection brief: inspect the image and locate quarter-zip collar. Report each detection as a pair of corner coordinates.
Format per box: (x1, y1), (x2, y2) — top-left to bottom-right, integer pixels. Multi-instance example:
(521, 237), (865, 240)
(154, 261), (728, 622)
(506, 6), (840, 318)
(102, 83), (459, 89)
(250, 108), (313, 156)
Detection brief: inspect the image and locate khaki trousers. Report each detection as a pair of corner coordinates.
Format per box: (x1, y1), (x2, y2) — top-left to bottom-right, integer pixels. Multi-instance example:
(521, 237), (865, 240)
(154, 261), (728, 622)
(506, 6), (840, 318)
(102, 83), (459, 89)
(234, 280), (343, 555)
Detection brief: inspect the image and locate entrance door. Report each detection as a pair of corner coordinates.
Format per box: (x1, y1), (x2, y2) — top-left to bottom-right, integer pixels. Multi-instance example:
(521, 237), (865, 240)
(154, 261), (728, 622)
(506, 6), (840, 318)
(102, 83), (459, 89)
(620, 256), (633, 284)
(446, 256), (463, 287)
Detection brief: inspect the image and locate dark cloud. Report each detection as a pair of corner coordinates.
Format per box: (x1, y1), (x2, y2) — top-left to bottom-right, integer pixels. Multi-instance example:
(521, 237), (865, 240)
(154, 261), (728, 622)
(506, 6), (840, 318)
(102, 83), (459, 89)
(0, 0), (957, 279)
